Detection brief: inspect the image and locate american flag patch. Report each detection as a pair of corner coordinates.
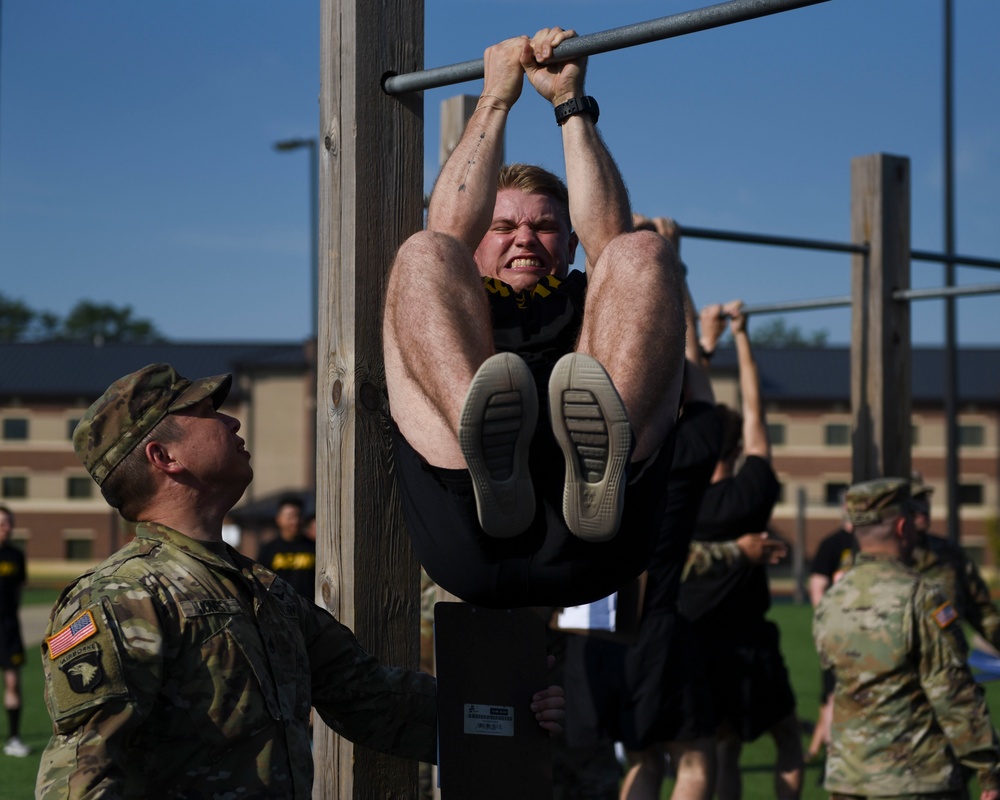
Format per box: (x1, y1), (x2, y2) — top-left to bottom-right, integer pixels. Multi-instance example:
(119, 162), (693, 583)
(933, 602), (958, 629)
(47, 610), (98, 659)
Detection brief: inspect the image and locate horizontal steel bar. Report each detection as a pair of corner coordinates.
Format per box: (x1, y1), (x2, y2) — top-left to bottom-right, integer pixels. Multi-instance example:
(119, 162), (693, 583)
(383, 0), (831, 95)
(742, 296), (851, 316)
(894, 283), (1000, 302)
(741, 283), (1000, 317)
(911, 249), (1000, 270)
(680, 225), (868, 255)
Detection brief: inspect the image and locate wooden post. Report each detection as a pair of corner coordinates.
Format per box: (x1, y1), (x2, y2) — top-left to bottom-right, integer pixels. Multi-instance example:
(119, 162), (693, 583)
(850, 154), (912, 483)
(316, 0), (424, 797)
(439, 95), (504, 169)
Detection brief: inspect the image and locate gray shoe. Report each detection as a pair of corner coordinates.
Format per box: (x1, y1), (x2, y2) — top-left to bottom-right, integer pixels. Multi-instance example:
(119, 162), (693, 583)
(548, 353), (631, 542)
(459, 353), (538, 538)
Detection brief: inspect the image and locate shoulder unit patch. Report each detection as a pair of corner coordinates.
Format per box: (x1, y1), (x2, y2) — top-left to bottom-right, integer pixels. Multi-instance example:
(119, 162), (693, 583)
(932, 602), (959, 629)
(46, 610), (99, 659)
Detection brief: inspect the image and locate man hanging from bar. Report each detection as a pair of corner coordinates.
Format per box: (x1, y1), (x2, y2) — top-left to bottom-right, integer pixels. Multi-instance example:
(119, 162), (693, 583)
(383, 27), (685, 608)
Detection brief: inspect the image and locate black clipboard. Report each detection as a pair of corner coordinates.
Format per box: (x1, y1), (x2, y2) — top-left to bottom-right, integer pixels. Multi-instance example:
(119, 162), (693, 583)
(434, 603), (552, 799)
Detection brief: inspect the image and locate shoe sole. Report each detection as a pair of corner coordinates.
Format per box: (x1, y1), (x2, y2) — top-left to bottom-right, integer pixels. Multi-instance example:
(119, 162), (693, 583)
(549, 353), (631, 542)
(458, 353), (538, 538)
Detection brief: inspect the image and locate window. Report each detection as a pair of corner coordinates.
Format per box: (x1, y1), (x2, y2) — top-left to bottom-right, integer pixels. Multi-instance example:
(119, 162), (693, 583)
(958, 484), (984, 506)
(67, 477), (93, 499)
(824, 482), (849, 506)
(65, 539), (94, 561)
(824, 424), (850, 447)
(1, 476), (27, 498)
(959, 425), (985, 448)
(2, 418), (28, 440)
(67, 419), (81, 439)
(767, 423), (786, 446)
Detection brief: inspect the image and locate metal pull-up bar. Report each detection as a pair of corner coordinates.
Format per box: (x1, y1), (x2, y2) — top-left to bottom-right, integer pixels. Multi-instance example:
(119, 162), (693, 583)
(382, 0), (831, 95)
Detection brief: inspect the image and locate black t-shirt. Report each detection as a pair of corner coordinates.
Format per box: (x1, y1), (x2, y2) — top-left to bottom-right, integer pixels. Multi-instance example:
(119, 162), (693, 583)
(678, 456), (779, 628)
(642, 402), (724, 613)
(486, 270), (587, 396)
(257, 536), (317, 602)
(810, 528), (855, 581)
(0, 543), (26, 617)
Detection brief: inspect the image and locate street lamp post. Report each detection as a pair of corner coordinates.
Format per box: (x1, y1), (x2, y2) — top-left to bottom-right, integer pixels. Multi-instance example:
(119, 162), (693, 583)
(275, 137), (320, 491)
(274, 138), (319, 339)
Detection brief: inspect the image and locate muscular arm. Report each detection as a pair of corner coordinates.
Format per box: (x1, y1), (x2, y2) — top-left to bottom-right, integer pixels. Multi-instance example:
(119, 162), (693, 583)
(728, 301), (770, 461)
(525, 28), (631, 275)
(426, 36), (527, 248)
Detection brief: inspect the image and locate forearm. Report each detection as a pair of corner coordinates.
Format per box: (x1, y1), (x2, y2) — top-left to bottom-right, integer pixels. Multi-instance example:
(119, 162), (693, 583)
(735, 329), (769, 458)
(426, 103), (508, 248)
(683, 540), (743, 582)
(561, 114), (631, 271)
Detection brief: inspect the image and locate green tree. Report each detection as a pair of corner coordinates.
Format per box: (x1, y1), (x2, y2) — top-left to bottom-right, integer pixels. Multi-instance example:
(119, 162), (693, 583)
(750, 317), (828, 348)
(59, 300), (164, 343)
(0, 292), (164, 342)
(0, 292), (36, 341)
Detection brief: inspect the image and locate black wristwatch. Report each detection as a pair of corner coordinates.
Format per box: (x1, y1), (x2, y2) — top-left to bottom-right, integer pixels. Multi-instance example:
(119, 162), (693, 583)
(554, 96), (599, 126)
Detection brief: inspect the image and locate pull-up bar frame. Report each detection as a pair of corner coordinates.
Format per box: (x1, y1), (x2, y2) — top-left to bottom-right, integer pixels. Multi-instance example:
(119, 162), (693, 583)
(382, 0), (831, 95)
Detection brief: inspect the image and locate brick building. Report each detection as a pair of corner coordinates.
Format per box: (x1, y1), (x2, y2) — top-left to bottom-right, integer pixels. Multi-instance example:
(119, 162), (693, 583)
(1, 340), (997, 567)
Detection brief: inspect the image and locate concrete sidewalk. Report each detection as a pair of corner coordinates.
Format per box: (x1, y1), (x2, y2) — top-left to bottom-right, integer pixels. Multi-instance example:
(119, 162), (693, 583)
(21, 604), (53, 648)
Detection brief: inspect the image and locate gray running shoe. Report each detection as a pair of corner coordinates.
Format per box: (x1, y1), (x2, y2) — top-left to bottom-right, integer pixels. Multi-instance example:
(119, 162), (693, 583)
(459, 353), (538, 538)
(548, 353), (631, 542)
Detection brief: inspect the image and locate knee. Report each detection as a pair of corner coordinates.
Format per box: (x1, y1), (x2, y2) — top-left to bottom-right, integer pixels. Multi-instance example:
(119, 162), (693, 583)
(390, 230), (476, 287)
(593, 230), (681, 284)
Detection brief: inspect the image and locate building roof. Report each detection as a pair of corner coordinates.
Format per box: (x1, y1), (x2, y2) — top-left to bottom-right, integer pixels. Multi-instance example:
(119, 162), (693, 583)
(1, 341), (997, 405)
(706, 345), (1000, 404)
(0, 341), (307, 401)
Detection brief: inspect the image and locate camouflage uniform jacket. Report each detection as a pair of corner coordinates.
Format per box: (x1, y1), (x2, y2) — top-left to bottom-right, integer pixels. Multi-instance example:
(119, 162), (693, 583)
(36, 523), (437, 800)
(813, 552), (1000, 795)
(911, 531), (1000, 654)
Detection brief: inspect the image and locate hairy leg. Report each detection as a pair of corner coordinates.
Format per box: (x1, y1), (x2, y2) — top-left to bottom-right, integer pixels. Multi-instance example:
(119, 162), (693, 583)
(576, 231), (685, 461)
(383, 230), (494, 467)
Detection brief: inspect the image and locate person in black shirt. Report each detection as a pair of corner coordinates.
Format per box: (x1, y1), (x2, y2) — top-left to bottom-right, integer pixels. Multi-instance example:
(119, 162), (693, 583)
(383, 28), (686, 608)
(561, 216), (722, 799)
(256, 495), (316, 603)
(678, 303), (803, 800)
(806, 509), (855, 764)
(0, 505), (28, 758)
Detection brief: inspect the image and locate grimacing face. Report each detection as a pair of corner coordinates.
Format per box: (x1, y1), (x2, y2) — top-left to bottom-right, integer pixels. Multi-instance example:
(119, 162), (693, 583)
(473, 189), (578, 293)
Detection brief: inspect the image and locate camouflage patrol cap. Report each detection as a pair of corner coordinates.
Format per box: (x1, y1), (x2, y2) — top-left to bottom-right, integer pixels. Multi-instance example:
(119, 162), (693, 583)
(73, 363), (232, 485)
(844, 477), (912, 527)
(910, 471), (935, 501)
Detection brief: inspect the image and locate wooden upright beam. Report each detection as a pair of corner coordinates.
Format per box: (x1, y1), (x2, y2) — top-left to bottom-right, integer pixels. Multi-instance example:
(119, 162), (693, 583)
(850, 153), (912, 483)
(316, 1), (424, 797)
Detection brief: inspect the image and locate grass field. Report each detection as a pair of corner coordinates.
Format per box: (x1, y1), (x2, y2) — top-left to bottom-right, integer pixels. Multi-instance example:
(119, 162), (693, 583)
(6, 596), (1000, 798)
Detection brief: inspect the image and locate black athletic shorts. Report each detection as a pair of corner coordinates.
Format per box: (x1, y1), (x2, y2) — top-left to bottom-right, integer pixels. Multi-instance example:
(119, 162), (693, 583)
(0, 615), (25, 669)
(700, 617), (797, 742)
(392, 418), (676, 609)
(563, 610), (716, 751)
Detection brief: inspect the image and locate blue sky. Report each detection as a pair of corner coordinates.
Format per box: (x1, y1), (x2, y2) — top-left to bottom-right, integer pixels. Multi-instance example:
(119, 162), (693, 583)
(2, 0), (998, 346)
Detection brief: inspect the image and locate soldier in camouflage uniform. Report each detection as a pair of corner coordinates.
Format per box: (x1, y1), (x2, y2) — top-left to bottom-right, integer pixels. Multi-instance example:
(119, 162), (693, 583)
(813, 477), (1000, 799)
(909, 478), (1000, 655)
(36, 363), (565, 799)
